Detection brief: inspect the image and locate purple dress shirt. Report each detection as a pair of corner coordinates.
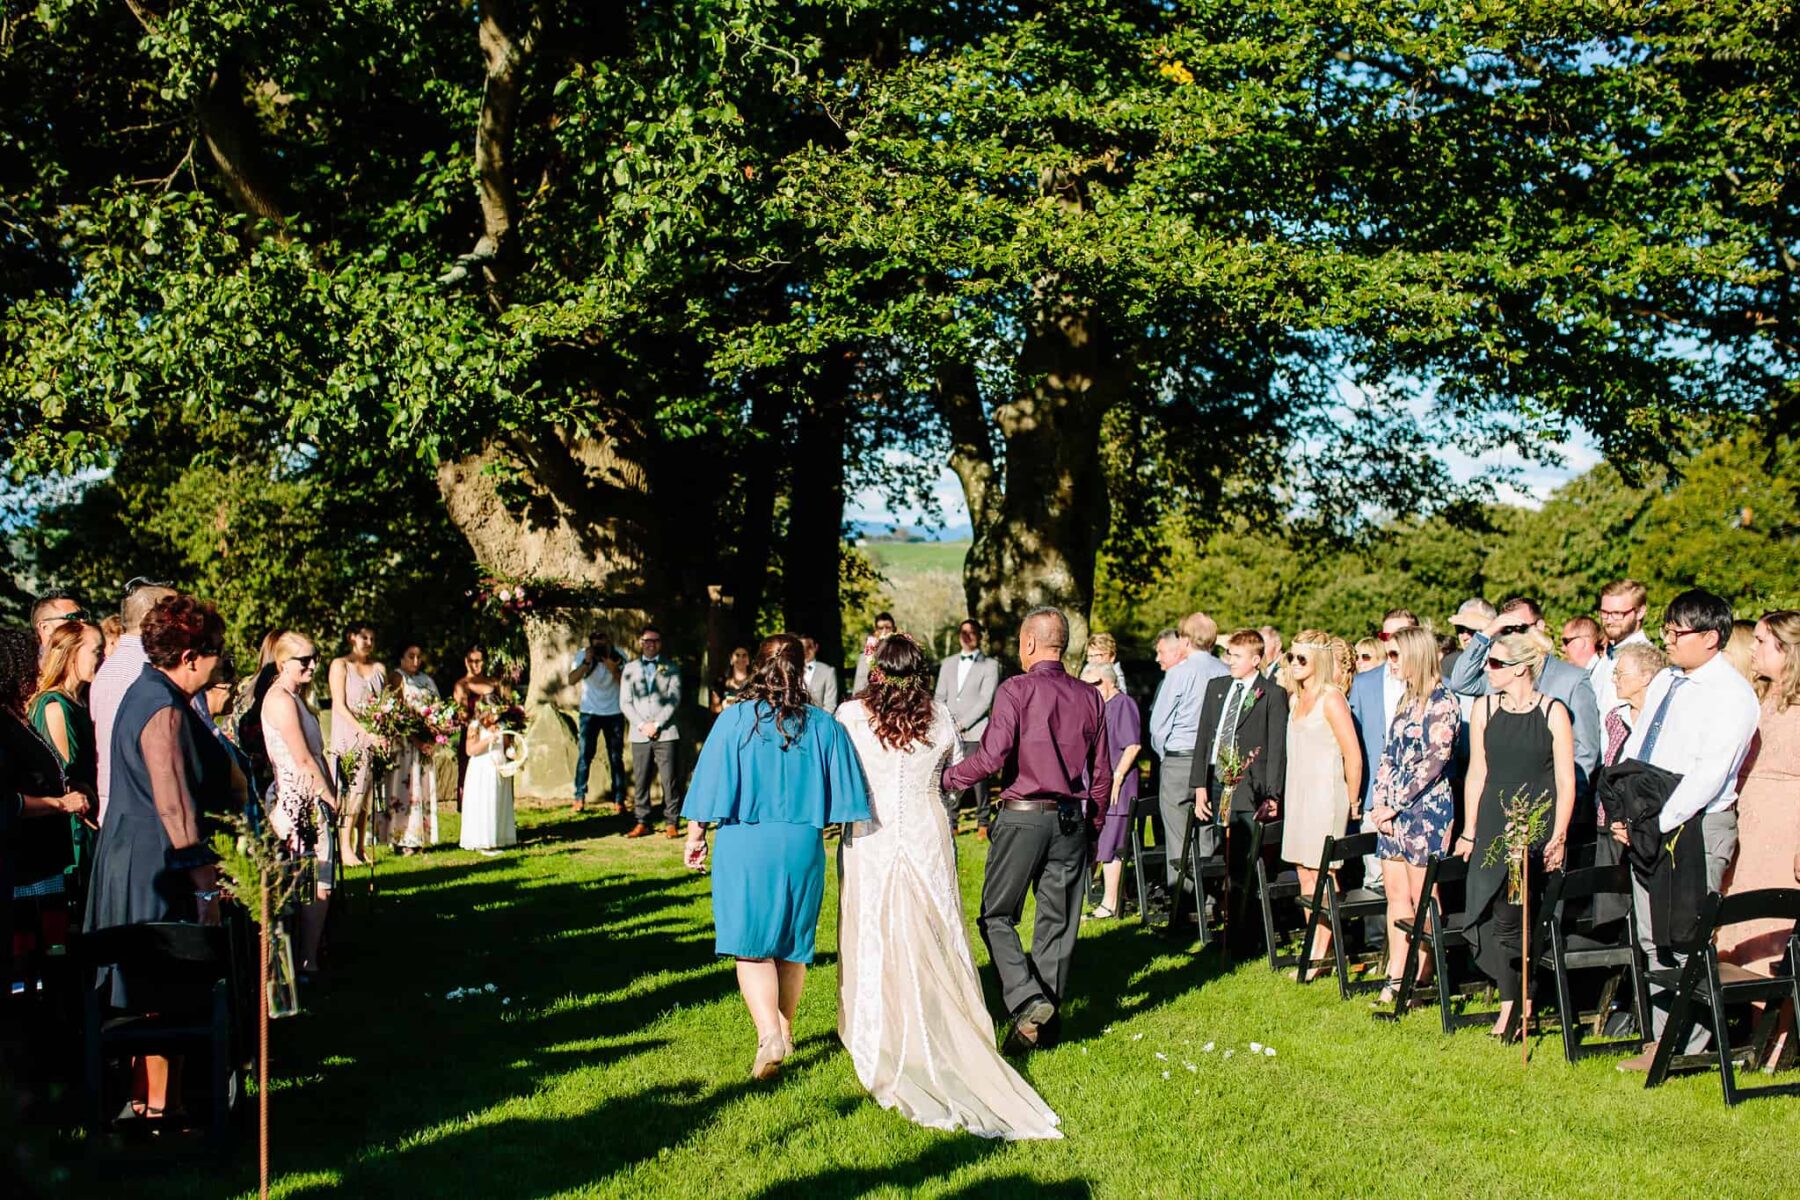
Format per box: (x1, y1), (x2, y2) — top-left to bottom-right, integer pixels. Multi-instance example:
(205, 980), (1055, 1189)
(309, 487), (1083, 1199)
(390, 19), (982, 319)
(943, 660), (1112, 834)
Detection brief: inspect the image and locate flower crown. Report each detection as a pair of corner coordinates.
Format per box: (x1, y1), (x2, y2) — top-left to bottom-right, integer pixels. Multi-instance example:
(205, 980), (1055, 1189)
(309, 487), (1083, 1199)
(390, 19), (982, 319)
(868, 666), (926, 689)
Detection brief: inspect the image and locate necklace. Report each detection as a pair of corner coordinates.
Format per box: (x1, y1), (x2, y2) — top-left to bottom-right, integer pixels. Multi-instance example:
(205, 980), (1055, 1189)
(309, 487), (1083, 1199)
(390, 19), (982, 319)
(1497, 690), (1539, 713)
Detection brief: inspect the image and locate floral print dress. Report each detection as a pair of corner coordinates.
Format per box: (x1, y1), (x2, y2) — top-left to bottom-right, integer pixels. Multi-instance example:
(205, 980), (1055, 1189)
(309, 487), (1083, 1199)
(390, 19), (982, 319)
(1372, 684), (1461, 865)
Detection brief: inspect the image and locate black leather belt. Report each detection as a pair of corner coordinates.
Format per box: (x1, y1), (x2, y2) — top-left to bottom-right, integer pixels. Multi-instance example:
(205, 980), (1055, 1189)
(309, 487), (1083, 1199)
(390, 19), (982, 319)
(1000, 799), (1062, 813)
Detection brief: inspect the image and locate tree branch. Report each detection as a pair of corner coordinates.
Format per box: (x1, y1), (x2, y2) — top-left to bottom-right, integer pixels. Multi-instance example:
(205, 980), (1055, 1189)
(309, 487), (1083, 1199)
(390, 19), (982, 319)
(442, 0), (543, 300)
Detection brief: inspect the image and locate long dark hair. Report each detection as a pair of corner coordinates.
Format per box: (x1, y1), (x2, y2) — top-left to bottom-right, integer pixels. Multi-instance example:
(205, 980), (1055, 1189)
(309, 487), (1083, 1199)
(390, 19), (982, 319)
(864, 633), (935, 751)
(743, 634), (811, 749)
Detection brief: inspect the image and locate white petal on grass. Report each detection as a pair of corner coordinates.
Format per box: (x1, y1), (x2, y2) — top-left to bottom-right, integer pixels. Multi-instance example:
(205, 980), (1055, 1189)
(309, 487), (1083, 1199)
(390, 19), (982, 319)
(1161, 1071), (1170, 1080)
(1250, 1042), (1263, 1053)
(1131, 1033), (1144, 1041)
(1223, 1049), (1235, 1059)
(1202, 1041), (1215, 1052)
(1264, 1047), (1276, 1057)
(1154, 1052), (1167, 1061)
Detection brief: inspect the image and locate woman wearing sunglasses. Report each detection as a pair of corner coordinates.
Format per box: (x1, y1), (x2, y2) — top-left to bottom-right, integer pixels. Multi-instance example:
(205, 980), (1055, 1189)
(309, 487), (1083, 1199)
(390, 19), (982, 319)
(1279, 632), (1361, 979)
(1453, 627), (1576, 1038)
(263, 633), (340, 978)
(1367, 626), (1462, 1005)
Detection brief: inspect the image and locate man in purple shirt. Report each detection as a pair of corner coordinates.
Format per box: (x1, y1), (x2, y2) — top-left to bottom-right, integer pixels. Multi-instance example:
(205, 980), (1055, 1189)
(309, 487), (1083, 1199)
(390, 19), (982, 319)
(944, 606), (1110, 1054)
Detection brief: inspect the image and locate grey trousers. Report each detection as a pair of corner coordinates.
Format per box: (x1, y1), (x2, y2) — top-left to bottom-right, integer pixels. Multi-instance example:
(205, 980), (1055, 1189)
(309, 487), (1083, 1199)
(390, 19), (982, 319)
(1158, 753), (1211, 886)
(1635, 808), (1738, 1051)
(979, 806), (1088, 1014)
(631, 739), (684, 825)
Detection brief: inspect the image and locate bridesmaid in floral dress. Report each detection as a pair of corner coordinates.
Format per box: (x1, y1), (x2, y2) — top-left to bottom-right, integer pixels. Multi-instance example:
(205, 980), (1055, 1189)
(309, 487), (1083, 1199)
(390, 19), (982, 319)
(387, 643), (441, 852)
(1368, 626), (1461, 1004)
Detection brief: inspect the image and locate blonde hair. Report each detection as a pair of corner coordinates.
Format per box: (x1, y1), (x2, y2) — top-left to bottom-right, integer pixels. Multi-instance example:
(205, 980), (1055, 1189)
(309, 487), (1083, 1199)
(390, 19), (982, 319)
(33, 621), (99, 701)
(1284, 629), (1352, 698)
(1391, 627), (1440, 712)
(1492, 627), (1554, 683)
(1354, 637), (1382, 669)
(1087, 632), (1118, 662)
(1724, 620), (1757, 688)
(1601, 578), (1649, 610)
(272, 631), (315, 665)
(1180, 611), (1219, 652)
(1757, 612), (1800, 710)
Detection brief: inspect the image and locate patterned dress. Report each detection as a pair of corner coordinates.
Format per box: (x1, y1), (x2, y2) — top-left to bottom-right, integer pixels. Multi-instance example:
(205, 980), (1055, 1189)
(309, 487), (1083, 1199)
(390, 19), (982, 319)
(1371, 684), (1461, 865)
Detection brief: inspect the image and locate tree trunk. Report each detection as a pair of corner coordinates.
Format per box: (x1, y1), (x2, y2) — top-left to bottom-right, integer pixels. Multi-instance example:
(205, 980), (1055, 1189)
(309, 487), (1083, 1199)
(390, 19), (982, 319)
(435, 426), (656, 708)
(944, 302), (1122, 660)
(783, 351), (854, 656)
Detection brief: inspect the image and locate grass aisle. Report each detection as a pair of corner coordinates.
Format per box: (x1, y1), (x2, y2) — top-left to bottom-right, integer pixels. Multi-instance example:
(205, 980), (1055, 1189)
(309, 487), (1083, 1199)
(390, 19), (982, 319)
(137, 803), (1794, 1199)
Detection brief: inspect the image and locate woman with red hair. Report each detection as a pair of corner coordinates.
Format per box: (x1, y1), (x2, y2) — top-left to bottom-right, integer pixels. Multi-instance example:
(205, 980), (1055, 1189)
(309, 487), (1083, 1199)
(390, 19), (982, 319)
(83, 594), (232, 1122)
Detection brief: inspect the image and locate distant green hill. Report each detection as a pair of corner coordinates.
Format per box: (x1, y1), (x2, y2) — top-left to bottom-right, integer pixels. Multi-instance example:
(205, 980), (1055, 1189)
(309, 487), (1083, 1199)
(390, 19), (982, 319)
(860, 540), (969, 578)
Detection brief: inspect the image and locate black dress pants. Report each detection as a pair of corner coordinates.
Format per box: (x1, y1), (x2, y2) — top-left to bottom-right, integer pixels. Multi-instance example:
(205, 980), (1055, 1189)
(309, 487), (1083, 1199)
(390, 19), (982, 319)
(979, 805), (1088, 1017)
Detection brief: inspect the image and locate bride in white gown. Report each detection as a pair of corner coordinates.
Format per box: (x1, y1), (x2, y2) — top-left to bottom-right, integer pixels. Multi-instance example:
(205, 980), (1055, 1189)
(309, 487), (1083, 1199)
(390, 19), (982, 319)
(836, 635), (1061, 1141)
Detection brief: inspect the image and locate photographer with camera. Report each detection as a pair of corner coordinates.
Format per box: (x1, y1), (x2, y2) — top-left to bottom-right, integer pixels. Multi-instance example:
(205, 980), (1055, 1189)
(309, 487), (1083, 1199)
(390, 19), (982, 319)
(570, 628), (627, 813)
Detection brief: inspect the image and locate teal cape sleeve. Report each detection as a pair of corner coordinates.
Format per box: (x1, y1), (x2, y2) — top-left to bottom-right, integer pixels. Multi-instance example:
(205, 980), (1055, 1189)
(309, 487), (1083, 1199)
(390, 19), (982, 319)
(683, 701), (872, 827)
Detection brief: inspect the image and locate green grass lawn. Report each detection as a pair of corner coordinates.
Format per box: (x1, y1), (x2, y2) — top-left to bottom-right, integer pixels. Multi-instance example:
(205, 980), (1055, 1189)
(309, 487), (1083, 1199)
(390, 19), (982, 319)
(68, 803), (1800, 1198)
(861, 540), (970, 578)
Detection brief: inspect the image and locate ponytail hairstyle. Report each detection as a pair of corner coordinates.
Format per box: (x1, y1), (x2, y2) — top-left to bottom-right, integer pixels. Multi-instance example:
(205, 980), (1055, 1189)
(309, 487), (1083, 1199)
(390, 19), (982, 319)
(864, 633), (935, 751)
(743, 634), (812, 749)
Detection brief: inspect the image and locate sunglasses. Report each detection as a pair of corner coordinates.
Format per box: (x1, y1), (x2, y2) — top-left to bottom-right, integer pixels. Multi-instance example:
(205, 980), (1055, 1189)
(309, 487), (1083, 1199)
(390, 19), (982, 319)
(1386, 649), (1400, 661)
(37, 610), (89, 625)
(1357, 652), (1377, 662)
(1560, 635), (1588, 646)
(1495, 623), (1531, 637)
(290, 654), (319, 668)
(1286, 651), (1310, 666)
(1486, 656), (1524, 671)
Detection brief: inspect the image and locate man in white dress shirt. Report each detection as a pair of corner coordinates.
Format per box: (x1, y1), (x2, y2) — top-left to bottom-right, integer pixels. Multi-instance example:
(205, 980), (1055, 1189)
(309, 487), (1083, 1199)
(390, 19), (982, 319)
(934, 619), (1000, 835)
(1149, 627), (1215, 889)
(800, 636), (840, 712)
(1592, 578), (1654, 722)
(1613, 589), (1760, 1070)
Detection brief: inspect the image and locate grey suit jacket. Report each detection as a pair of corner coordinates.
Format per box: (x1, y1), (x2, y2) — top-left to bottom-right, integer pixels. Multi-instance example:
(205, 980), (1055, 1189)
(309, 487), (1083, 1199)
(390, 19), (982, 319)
(934, 652), (1000, 740)
(1447, 632), (1600, 789)
(620, 657), (682, 743)
(805, 660), (840, 712)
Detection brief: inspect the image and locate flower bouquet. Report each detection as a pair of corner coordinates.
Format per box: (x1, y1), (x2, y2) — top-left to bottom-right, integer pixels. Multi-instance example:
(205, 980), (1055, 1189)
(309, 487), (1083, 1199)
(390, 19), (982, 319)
(354, 691), (423, 744)
(1213, 744), (1260, 827)
(411, 696), (465, 748)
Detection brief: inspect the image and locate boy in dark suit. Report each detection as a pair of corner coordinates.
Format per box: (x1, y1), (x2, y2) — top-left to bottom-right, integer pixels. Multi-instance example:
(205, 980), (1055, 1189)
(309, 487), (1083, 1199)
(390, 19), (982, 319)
(1186, 628), (1289, 948)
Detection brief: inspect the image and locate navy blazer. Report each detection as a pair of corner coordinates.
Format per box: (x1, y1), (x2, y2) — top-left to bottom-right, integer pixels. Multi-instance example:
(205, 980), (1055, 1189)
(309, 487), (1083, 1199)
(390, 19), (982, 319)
(1347, 666), (1388, 808)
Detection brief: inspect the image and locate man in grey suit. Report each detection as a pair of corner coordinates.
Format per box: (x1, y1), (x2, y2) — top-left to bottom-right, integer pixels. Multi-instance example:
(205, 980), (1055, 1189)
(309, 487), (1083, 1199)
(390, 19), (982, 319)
(934, 618), (1001, 835)
(619, 625), (684, 839)
(1445, 596), (1601, 791)
(800, 636), (840, 711)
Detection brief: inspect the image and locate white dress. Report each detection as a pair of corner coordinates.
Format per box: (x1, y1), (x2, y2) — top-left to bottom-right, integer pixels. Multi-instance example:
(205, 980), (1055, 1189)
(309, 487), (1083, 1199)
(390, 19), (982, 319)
(459, 723), (516, 851)
(835, 700), (1062, 1141)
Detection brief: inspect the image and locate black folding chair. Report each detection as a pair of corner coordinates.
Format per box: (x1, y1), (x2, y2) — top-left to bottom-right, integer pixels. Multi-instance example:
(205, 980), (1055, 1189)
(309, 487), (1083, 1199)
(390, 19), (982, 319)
(1374, 853), (1474, 1030)
(1125, 793), (1167, 927)
(1530, 864), (1651, 1062)
(80, 922), (247, 1144)
(1251, 819), (1305, 972)
(1646, 889), (1800, 1105)
(1295, 832), (1388, 999)
(1166, 811), (1230, 946)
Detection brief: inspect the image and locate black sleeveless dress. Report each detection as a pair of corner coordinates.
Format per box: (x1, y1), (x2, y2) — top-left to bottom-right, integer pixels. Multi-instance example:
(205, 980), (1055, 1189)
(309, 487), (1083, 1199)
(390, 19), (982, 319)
(1466, 694), (1562, 998)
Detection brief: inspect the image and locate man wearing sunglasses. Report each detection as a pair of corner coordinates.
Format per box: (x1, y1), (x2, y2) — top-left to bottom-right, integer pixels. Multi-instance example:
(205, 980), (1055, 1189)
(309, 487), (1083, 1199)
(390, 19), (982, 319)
(1613, 588), (1760, 1071)
(31, 589), (88, 657)
(89, 577), (177, 824)
(1445, 595), (1600, 797)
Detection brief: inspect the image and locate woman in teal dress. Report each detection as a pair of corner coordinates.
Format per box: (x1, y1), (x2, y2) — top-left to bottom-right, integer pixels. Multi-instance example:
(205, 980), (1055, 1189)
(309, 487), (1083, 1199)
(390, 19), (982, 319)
(684, 634), (871, 1081)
